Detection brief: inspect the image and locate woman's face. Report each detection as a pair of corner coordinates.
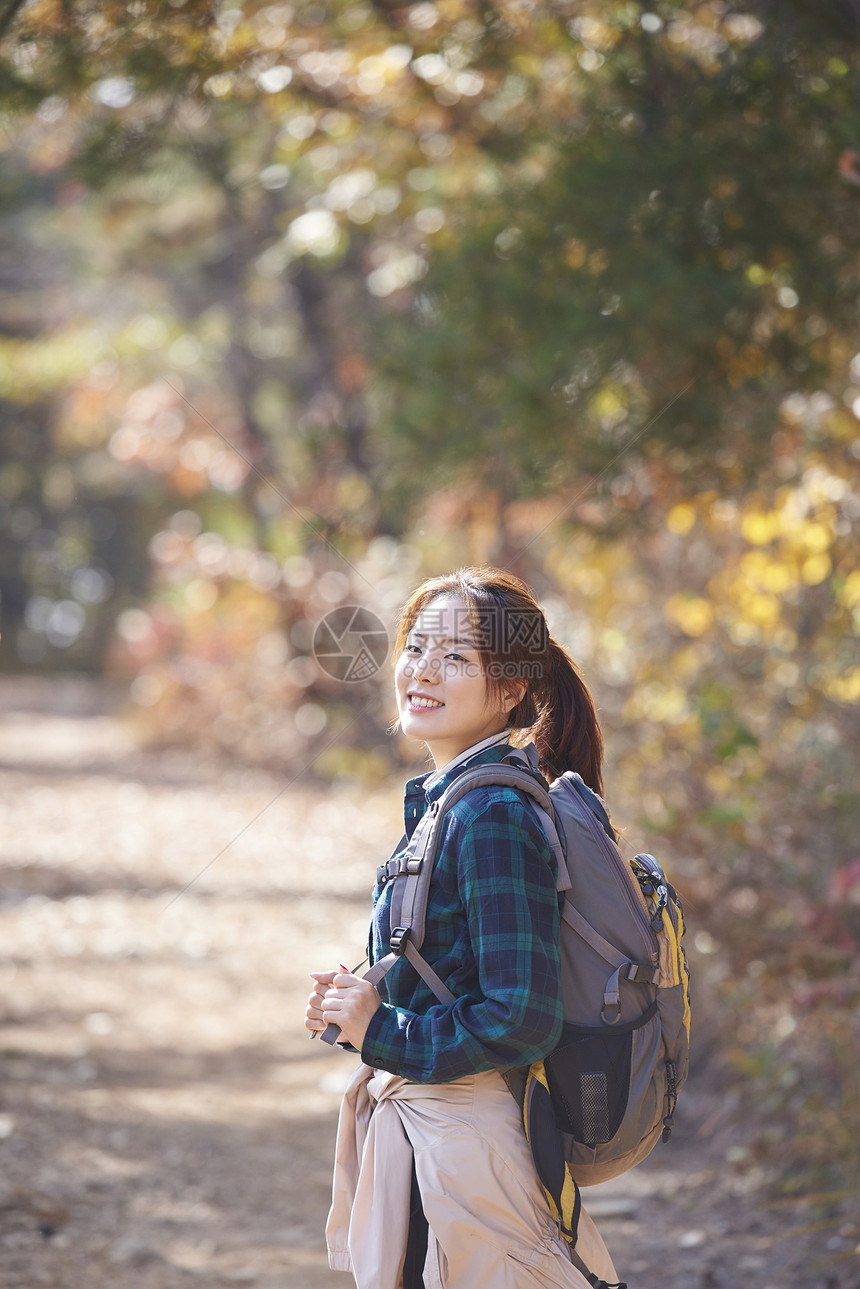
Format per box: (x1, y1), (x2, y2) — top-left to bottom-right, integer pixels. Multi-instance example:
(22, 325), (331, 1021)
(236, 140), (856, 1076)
(394, 594), (514, 769)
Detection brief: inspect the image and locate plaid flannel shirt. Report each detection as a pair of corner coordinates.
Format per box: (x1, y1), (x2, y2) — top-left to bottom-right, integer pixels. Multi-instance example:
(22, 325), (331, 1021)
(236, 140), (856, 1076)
(360, 742), (563, 1084)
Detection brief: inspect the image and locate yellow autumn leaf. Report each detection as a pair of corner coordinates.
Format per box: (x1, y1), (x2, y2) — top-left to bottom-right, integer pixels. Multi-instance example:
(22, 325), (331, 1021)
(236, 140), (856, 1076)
(592, 385), (627, 419)
(839, 571), (860, 608)
(798, 521), (831, 553)
(729, 620), (759, 646)
(745, 263), (769, 286)
(801, 553), (832, 585)
(821, 669), (860, 703)
(740, 550), (769, 579)
(665, 594), (714, 636)
(759, 561), (796, 594)
(738, 592), (781, 628)
(564, 238), (587, 269)
(666, 503), (697, 535)
(627, 682), (690, 724)
(741, 511), (778, 544)
(738, 551), (797, 596)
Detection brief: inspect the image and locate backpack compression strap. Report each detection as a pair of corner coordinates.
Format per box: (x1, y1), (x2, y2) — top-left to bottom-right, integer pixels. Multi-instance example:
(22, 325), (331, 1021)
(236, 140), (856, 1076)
(523, 1062), (627, 1289)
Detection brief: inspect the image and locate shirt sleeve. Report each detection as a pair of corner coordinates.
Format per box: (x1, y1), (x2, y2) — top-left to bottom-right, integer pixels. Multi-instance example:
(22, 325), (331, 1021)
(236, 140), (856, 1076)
(360, 792), (564, 1083)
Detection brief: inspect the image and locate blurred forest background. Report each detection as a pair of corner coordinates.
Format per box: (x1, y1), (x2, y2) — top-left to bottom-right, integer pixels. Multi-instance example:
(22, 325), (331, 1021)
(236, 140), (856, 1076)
(1, 0), (859, 1240)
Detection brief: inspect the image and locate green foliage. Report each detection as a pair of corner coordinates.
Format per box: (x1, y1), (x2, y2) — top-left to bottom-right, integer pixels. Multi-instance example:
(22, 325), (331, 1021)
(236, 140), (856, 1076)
(380, 4), (860, 501)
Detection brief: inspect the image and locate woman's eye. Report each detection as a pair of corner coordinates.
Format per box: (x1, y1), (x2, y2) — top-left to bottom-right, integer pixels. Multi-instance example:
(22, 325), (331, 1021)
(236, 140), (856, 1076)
(446, 652), (466, 662)
(404, 643), (421, 655)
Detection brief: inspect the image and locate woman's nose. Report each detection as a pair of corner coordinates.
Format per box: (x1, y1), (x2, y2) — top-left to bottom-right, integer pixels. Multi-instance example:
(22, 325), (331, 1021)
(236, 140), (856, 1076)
(410, 652), (439, 682)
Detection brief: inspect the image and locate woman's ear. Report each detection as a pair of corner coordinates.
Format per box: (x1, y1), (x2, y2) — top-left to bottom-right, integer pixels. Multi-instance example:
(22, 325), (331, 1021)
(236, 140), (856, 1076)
(502, 680), (528, 714)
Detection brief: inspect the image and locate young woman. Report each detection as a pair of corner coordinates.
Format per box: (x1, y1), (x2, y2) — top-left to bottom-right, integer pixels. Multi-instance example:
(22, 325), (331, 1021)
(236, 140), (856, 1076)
(305, 566), (619, 1289)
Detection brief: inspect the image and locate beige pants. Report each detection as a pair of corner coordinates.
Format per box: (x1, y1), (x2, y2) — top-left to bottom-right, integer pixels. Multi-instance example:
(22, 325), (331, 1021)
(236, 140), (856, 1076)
(326, 1064), (619, 1289)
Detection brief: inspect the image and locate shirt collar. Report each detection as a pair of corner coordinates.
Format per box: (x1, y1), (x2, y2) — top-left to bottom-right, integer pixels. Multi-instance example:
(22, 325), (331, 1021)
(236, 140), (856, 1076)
(402, 730), (517, 819)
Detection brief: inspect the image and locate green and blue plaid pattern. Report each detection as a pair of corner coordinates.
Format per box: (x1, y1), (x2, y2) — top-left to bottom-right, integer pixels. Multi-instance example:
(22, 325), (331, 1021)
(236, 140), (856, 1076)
(360, 743), (564, 1083)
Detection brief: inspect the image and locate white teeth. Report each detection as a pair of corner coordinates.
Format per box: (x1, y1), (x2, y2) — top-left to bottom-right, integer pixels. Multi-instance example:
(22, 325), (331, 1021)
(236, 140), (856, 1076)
(410, 696), (443, 709)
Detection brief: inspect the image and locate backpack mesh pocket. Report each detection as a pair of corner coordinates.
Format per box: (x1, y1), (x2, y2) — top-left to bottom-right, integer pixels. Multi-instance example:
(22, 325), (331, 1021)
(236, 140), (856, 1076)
(545, 1002), (658, 1146)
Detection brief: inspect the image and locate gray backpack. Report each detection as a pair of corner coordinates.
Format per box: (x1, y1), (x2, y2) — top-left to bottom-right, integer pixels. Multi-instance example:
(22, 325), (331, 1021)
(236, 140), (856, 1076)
(323, 742), (691, 1285)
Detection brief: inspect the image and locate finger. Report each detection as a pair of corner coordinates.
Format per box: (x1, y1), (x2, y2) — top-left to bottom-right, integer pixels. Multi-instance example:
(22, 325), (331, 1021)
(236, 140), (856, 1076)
(309, 970), (338, 984)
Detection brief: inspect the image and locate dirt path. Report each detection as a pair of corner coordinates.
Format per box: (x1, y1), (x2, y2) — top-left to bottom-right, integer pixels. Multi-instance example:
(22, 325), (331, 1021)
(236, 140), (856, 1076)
(0, 679), (853, 1288)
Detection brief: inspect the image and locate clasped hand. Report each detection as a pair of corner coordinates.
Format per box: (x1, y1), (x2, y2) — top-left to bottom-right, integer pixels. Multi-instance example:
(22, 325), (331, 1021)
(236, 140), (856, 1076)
(305, 968), (380, 1051)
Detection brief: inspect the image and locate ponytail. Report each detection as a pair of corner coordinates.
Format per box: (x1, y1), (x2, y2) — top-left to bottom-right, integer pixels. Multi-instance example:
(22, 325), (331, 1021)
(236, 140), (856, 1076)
(530, 638), (605, 796)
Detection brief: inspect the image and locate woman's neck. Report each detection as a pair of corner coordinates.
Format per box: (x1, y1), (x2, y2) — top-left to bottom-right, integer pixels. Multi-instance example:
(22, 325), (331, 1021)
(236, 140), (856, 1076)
(424, 729), (511, 788)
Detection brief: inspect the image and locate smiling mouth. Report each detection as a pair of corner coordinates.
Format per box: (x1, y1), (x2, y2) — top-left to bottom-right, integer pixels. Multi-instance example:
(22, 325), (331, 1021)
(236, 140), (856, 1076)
(407, 693), (444, 709)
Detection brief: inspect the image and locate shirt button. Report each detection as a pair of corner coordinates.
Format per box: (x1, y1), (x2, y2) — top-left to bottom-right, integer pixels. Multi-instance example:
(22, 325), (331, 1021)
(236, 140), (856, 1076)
(373, 1058), (385, 1068)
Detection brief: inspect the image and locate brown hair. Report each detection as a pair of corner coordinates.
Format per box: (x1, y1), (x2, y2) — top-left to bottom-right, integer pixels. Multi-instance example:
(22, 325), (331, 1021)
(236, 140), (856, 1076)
(392, 566), (605, 794)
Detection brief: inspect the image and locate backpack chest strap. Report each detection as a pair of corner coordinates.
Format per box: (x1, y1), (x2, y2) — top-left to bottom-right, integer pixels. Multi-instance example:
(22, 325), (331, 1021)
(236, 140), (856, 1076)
(377, 854), (422, 886)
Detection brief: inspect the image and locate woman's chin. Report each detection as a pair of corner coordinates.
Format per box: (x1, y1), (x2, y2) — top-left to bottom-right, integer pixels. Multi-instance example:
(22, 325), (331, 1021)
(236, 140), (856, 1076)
(400, 711), (438, 737)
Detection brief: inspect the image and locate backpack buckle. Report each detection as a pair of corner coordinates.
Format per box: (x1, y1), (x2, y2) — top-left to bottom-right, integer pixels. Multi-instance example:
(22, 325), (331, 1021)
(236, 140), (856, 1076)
(377, 857), (404, 886)
(389, 925), (411, 954)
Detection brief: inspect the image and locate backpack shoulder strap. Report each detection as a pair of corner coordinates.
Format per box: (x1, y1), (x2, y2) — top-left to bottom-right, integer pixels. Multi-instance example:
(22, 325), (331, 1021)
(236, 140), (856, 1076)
(392, 748), (566, 947)
(387, 801), (440, 955)
(433, 747), (568, 887)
